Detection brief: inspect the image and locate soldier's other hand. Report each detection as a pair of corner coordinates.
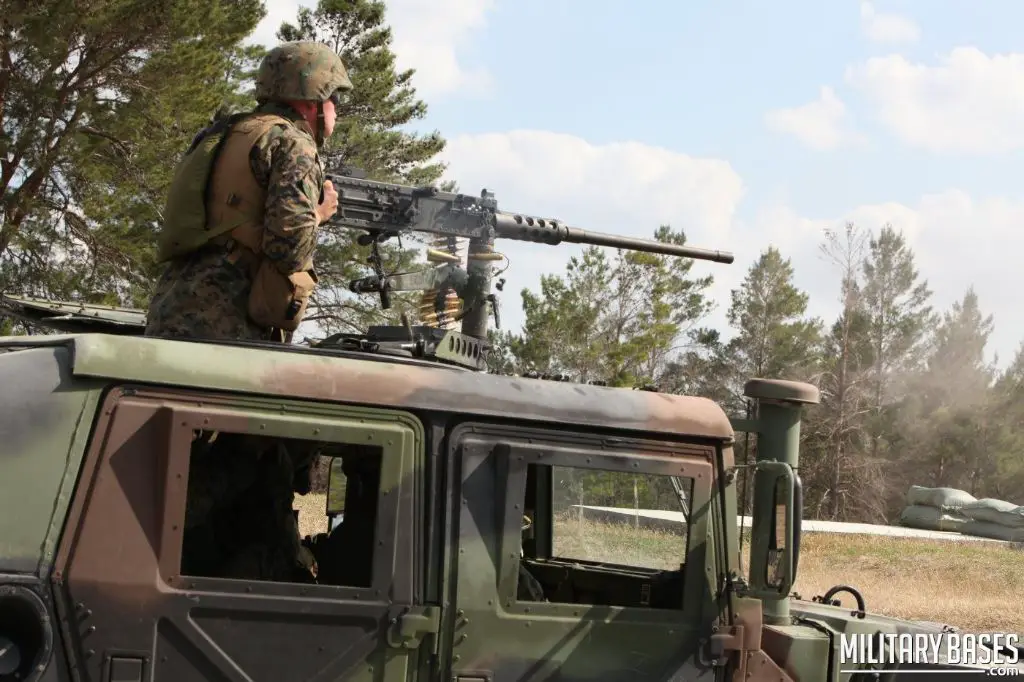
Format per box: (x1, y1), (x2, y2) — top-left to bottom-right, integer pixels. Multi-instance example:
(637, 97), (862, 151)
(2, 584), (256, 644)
(317, 179), (338, 223)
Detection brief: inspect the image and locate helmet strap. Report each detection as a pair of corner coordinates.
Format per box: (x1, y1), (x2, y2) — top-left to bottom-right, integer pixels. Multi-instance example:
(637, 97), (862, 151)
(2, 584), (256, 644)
(316, 101), (326, 147)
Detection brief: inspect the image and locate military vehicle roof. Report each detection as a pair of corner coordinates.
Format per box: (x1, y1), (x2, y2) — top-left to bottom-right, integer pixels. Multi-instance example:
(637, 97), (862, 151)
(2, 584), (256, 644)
(0, 333), (735, 441)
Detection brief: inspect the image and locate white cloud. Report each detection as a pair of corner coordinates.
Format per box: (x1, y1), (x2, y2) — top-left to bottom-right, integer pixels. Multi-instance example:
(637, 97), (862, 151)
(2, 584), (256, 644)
(764, 86), (863, 151)
(846, 47), (1024, 154)
(385, 0), (493, 97)
(752, 190), (1024, 367)
(247, 0), (306, 46)
(436, 130), (746, 335)
(249, 0), (492, 99)
(859, 1), (921, 44)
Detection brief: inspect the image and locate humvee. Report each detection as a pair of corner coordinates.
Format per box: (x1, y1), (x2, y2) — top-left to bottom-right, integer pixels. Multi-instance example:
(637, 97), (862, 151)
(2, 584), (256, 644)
(2, 295), (1021, 681)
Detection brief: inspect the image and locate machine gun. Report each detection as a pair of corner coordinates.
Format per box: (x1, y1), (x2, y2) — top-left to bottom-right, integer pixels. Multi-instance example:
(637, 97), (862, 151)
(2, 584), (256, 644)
(316, 168), (735, 371)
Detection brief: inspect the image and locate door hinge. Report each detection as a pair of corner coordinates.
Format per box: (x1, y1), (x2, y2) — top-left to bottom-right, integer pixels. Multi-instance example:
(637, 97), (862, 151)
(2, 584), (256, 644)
(387, 605), (442, 654)
(705, 625), (745, 667)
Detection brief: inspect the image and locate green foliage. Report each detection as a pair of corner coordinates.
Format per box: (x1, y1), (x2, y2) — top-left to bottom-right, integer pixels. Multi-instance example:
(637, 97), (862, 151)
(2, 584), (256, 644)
(494, 226), (715, 387)
(672, 246), (822, 417)
(0, 0), (264, 307)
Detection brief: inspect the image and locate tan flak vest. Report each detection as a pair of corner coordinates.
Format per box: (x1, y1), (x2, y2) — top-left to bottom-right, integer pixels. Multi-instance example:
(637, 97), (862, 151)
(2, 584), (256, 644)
(163, 112), (318, 334)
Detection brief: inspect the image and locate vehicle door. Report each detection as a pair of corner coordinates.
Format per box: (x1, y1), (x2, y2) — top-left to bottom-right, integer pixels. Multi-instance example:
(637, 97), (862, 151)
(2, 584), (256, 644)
(442, 422), (722, 682)
(52, 385), (437, 682)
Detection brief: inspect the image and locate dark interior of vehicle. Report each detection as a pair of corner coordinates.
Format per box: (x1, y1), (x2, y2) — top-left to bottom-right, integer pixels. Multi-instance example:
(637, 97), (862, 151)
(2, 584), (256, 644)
(520, 556), (684, 609)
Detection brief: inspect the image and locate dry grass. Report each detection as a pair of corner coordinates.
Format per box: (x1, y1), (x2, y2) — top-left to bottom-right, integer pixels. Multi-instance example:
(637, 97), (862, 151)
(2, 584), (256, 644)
(294, 494), (1023, 634)
(295, 492), (330, 537)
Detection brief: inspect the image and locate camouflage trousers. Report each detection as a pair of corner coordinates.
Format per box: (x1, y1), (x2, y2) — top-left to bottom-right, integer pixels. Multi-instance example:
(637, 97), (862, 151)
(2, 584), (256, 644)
(145, 247), (273, 342)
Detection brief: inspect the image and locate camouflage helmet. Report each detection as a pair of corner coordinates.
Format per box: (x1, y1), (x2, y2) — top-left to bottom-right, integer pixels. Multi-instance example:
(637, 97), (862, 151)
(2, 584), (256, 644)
(255, 41), (353, 104)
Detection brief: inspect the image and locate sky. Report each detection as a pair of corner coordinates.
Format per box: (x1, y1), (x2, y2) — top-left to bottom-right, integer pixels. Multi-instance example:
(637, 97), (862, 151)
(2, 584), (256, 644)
(251, 0), (1024, 368)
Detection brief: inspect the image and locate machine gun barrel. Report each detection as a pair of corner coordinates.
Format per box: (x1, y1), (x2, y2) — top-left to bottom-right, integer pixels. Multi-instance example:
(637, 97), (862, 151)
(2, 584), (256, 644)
(323, 172), (735, 264)
(324, 171), (736, 343)
(491, 213), (734, 263)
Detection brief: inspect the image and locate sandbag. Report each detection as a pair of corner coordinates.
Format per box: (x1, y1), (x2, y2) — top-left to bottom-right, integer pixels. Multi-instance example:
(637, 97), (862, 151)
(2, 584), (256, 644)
(960, 519), (1024, 542)
(899, 504), (967, 532)
(959, 498), (1024, 528)
(905, 485), (976, 510)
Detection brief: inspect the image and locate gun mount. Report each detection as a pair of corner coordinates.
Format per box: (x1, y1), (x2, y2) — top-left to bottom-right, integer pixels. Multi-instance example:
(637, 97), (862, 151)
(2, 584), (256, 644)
(321, 170), (734, 371)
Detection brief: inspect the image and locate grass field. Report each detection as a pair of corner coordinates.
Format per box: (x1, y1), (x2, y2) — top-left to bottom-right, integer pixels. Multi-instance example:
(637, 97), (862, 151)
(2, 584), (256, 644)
(294, 493), (1023, 634)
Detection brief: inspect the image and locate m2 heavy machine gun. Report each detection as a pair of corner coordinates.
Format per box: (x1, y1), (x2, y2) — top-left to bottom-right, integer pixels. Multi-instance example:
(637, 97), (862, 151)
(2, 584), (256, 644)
(318, 169), (735, 370)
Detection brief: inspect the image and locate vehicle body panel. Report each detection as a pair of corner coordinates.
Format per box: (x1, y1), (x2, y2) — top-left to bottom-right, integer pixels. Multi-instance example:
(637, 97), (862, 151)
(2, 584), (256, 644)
(0, 345), (105, 576)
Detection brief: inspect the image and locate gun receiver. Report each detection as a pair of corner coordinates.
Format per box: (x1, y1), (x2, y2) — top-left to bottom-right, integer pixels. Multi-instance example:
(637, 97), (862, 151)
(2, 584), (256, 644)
(320, 170), (734, 371)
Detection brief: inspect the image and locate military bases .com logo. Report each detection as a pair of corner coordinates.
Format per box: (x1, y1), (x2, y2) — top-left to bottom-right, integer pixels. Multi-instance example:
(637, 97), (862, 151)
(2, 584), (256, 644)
(840, 633), (1021, 675)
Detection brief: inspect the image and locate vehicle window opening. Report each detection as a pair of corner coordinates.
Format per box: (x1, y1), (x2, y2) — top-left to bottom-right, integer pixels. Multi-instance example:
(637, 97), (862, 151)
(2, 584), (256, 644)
(179, 429), (381, 588)
(516, 461), (694, 610)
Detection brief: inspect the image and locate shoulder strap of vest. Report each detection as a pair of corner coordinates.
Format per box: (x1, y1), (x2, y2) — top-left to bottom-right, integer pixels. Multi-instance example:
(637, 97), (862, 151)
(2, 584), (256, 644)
(207, 112), (297, 253)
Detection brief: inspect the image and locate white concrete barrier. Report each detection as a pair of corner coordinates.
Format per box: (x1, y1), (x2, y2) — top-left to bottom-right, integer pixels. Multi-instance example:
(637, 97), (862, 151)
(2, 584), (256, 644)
(571, 505), (1010, 543)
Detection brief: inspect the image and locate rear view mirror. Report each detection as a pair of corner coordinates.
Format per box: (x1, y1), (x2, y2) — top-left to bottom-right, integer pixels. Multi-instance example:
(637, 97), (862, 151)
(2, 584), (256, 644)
(326, 457), (347, 517)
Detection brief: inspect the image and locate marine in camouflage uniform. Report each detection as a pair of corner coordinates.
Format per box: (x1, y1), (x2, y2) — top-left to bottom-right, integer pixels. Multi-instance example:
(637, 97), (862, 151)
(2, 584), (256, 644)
(157, 42), (352, 584)
(146, 41), (352, 342)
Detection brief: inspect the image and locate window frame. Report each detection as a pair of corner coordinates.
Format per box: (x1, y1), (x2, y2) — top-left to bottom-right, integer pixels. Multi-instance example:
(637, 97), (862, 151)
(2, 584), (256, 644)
(144, 389), (426, 602)
(496, 438), (715, 620)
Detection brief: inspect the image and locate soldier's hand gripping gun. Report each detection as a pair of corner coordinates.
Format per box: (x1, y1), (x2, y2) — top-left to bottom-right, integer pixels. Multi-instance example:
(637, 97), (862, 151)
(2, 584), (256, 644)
(320, 168), (734, 368)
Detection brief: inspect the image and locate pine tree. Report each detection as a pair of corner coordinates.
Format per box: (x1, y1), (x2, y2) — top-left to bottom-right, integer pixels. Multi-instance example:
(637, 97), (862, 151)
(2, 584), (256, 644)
(803, 223), (879, 520)
(0, 0), (264, 311)
(860, 225), (934, 460)
(494, 227), (715, 387)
